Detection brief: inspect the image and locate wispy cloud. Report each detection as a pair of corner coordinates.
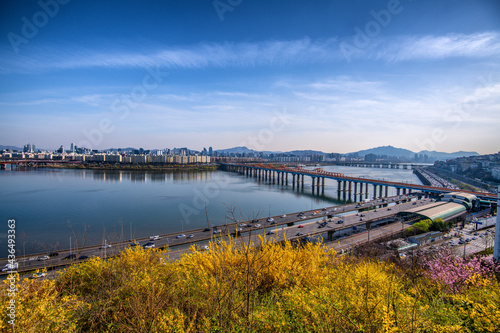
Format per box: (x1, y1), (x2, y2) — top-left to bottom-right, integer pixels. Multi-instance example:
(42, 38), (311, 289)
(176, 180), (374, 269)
(374, 32), (500, 61)
(1, 32), (498, 74)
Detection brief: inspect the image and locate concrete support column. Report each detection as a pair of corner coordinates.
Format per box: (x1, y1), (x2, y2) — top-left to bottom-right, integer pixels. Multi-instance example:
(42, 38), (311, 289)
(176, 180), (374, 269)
(396, 188), (401, 196)
(385, 186), (388, 197)
(379, 185), (383, 198)
(311, 177), (315, 188)
(373, 184), (377, 198)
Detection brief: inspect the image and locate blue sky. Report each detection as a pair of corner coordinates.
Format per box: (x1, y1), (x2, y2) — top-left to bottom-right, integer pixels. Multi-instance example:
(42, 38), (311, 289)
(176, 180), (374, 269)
(1, 0), (499, 154)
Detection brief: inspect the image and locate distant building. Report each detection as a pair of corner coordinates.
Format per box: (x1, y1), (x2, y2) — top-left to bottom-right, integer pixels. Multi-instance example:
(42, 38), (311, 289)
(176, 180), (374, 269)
(408, 231), (443, 246)
(365, 153), (377, 162)
(23, 143), (35, 153)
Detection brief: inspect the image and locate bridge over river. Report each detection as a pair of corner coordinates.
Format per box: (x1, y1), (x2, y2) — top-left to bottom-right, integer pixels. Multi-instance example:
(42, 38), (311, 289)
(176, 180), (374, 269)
(219, 163), (497, 202)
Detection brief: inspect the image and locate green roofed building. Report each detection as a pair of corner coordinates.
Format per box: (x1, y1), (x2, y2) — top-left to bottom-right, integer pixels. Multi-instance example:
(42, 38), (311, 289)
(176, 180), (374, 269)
(396, 201), (467, 222)
(396, 192), (476, 223)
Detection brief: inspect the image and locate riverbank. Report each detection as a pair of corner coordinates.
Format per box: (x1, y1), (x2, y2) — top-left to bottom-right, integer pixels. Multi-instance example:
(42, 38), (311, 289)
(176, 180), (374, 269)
(39, 163), (219, 172)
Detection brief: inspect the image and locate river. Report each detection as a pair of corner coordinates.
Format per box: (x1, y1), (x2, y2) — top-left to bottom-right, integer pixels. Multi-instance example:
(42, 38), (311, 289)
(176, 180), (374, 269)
(0, 165), (422, 257)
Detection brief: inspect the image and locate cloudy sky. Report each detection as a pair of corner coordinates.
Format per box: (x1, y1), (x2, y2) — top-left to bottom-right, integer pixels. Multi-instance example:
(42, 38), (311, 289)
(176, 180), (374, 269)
(1, 0), (499, 154)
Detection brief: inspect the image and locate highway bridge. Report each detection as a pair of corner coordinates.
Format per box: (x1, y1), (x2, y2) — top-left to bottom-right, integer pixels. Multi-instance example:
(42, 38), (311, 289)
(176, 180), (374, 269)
(219, 163), (497, 202)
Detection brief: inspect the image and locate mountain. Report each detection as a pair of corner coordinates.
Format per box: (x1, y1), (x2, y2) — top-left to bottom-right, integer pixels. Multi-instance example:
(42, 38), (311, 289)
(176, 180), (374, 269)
(351, 146), (415, 158)
(350, 145), (479, 161)
(215, 146), (261, 155)
(0, 145), (23, 151)
(416, 150), (479, 160)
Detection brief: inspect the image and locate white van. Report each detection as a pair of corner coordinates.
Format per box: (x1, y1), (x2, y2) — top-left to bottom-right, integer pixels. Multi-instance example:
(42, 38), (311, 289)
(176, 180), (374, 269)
(2, 262), (18, 272)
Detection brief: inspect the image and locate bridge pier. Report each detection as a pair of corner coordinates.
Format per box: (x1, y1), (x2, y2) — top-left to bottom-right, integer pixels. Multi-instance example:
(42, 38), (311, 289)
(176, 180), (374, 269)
(396, 188), (401, 196)
(385, 186), (388, 197)
(365, 183), (369, 199)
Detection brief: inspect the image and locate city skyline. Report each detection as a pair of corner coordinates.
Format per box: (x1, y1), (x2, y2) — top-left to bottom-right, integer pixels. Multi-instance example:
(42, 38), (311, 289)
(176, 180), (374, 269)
(1, 0), (500, 154)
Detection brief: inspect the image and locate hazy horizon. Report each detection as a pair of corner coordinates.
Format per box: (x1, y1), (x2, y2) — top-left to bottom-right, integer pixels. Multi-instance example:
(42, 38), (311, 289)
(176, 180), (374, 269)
(1, 0), (499, 154)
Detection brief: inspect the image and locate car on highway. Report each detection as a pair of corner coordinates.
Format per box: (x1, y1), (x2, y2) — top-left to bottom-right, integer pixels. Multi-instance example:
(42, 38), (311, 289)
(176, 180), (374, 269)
(296, 232), (304, 236)
(176, 234), (186, 239)
(143, 242), (155, 249)
(251, 219), (259, 223)
(78, 255), (89, 260)
(188, 234), (194, 239)
(200, 245), (209, 251)
(64, 254), (77, 260)
(100, 244), (111, 249)
(300, 216), (306, 219)
(49, 252), (59, 257)
(38, 255), (50, 261)
(281, 214), (287, 218)
(150, 235), (162, 241)
(203, 228), (210, 232)
(2, 262), (18, 271)
(337, 220), (344, 224)
(266, 231), (275, 235)
(267, 217), (274, 222)
(254, 224), (262, 228)
(213, 230), (221, 234)
(298, 225), (304, 228)
(32, 272), (46, 279)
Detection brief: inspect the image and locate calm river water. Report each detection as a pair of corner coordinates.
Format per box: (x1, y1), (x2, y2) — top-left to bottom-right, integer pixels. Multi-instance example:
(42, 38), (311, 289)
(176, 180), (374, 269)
(0, 165), (422, 257)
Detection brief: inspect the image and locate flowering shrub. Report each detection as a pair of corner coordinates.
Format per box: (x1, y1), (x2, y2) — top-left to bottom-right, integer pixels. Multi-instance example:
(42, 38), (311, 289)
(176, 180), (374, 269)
(1, 239), (499, 332)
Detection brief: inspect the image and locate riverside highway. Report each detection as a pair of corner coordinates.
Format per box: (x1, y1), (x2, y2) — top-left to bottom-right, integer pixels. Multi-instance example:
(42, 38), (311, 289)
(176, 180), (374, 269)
(1, 193), (427, 275)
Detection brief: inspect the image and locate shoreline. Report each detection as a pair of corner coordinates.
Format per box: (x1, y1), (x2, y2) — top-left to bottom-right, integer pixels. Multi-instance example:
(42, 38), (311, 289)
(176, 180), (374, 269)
(28, 163), (219, 173)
